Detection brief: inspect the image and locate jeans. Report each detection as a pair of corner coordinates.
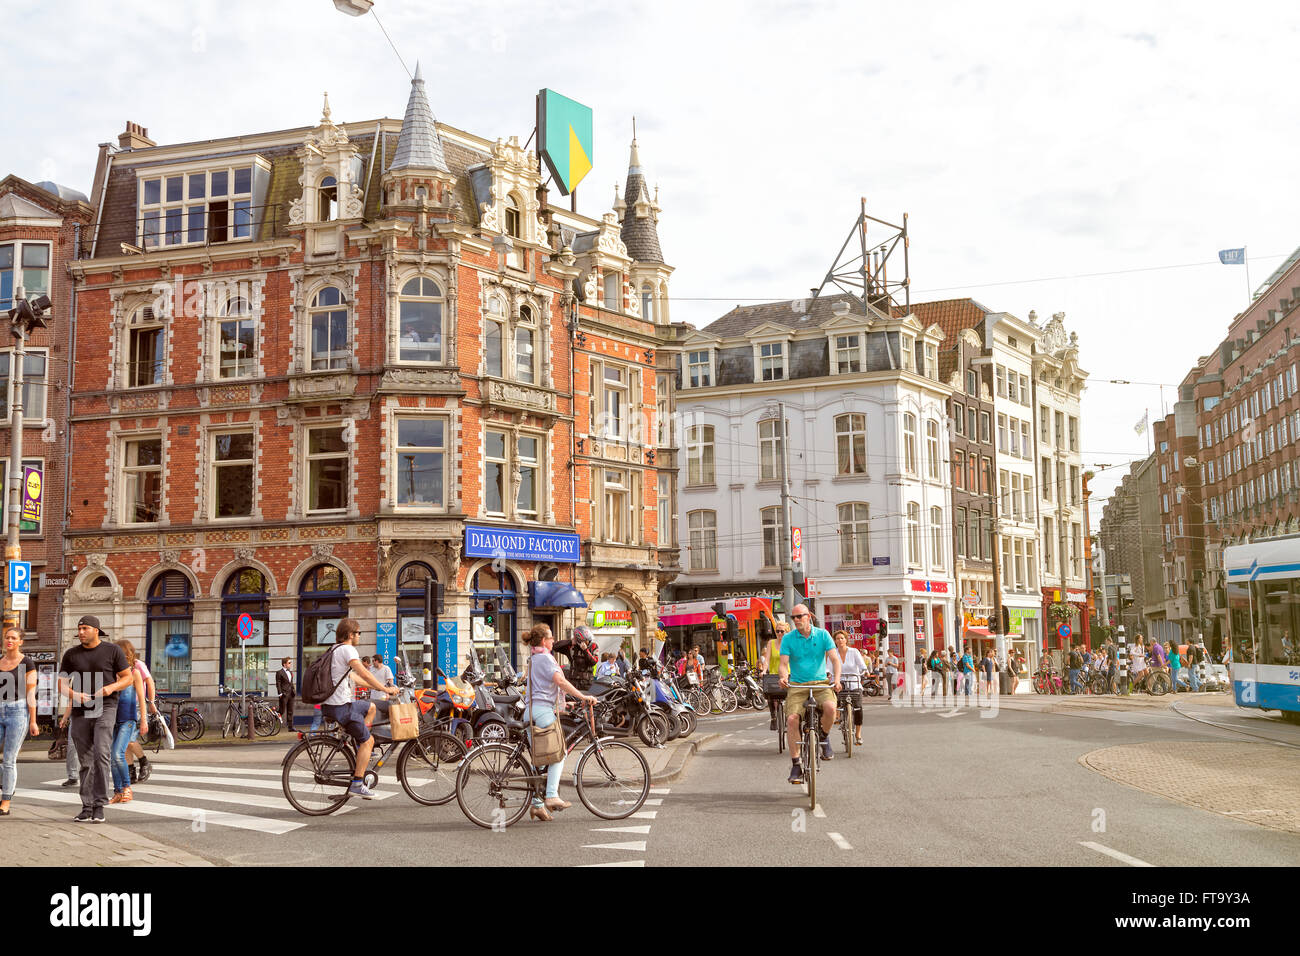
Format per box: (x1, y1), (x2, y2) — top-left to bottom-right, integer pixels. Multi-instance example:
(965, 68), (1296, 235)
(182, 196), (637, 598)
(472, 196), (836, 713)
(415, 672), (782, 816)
(0, 701), (29, 800)
(71, 699), (118, 810)
(884, 669), (897, 700)
(66, 727), (80, 780)
(528, 703), (565, 804)
(962, 672), (973, 697)
(930, 672), (942, 697)
(1188, 666), (1200, 692)
(1171, 667), (1182, 692)
(111, 719), (138, 793)
(1068, 668), (1081, 693)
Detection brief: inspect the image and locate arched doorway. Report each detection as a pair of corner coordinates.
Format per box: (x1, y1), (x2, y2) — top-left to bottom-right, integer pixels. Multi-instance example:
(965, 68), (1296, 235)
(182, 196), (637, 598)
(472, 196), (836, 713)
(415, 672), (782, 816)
(146, 571), (194, 697)
(396, 561), (438, 678)
(471, 566), (517, 678)
(221, 568), (269, 694)
(298, 564), (350, 675)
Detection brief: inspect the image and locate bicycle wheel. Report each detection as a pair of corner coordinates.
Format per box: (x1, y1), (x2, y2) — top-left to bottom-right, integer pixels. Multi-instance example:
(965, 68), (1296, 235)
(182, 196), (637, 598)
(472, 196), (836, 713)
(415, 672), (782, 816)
(840, 701), (853, 759)
(282, 737), (354, 816)
(397, 731), (466, 806)
(455, 743), (535, 829)
(176, 711), (204, 741)
(750, 689), (767, 710)
(221, 706), (238, 739)
(688, 689), (711, 715)
(1149, 671), (1171, 696)
(718, 687), (739, 713)
(254, 705), (280, 737)
(805, 722), (817, 811)
(575, 739), (650, 819)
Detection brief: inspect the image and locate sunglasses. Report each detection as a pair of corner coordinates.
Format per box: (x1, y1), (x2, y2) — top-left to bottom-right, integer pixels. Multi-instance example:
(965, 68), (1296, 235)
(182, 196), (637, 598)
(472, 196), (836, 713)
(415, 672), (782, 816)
(793, 613), (810, 619)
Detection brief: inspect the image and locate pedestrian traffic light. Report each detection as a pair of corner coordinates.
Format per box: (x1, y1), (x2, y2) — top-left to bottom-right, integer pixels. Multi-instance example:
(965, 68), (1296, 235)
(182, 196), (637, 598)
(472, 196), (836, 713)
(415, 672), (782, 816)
(483, 601), (495, 627)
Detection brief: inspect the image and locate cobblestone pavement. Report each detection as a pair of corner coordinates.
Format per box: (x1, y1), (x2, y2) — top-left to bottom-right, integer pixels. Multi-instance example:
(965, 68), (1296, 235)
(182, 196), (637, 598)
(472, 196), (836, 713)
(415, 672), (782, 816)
(0, 805), (216, 866)
(1080, 741), (1300, 835)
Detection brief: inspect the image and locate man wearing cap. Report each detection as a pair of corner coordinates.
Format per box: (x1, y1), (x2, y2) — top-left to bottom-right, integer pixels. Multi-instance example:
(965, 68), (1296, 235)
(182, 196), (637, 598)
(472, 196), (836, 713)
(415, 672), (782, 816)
(58, 616), (133, 823)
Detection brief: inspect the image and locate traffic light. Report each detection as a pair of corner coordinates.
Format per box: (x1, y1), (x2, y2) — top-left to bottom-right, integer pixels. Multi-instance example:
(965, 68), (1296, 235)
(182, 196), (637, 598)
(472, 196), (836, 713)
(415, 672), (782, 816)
(8, 294), (51, 336)
(483, 600), (495, 628)
(1000, 606), (1010, 634)
(711, 602), (726, 620)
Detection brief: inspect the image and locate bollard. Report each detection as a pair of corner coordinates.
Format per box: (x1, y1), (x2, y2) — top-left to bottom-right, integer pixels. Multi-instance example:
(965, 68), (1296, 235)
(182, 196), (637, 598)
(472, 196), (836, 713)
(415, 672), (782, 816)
(422, 633), (433, 691)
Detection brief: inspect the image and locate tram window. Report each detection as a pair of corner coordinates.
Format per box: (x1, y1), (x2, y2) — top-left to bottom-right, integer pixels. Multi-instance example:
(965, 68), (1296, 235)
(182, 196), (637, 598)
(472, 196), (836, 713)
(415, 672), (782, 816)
(1228, 584), (1254, 664)
(1257, 580), (1300, 666)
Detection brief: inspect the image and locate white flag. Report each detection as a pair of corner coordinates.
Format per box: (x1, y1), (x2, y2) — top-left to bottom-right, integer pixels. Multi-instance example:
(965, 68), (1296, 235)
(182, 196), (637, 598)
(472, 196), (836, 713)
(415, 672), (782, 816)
(1134, 411), (1148, 435)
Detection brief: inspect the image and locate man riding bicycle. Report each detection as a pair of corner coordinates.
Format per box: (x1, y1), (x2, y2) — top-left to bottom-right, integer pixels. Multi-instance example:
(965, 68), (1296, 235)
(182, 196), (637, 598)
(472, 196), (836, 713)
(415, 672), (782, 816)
(779, 604), (841, 784)
(319, 618), (399, 800)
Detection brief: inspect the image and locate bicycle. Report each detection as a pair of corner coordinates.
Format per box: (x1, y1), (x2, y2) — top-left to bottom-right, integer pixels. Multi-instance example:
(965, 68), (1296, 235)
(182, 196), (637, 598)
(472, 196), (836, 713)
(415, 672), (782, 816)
(453, 698), (650, 829)
(790, 680), (831, 811)
(165, 699), (206, 741)
(281, 715), (467, 815)
(219, 685), (282, 738)
(837, 674), (860, 759)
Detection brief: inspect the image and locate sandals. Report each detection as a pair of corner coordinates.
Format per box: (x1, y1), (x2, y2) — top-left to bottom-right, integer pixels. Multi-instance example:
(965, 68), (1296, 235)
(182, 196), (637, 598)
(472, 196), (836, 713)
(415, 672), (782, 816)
(109, 788), (133, 804)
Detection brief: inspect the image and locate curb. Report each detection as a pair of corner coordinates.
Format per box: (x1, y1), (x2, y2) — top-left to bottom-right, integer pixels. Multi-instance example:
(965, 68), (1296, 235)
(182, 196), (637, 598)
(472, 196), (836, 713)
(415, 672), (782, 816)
(651, 732), (719, 784)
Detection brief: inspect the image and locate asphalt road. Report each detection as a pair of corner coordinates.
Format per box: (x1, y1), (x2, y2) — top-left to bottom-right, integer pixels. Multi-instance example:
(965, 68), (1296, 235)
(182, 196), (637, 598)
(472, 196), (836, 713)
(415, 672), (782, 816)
(13, 701), (1300, 866)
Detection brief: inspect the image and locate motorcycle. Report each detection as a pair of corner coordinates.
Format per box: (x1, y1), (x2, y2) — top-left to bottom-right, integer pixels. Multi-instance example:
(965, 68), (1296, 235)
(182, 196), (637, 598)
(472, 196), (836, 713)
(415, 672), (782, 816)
(583, 672), (670, 747)
(460, 645), (527, 743)
(638, 669), (695, 738)
(862, 671), (885, 697)
(729, 660), (766, 710)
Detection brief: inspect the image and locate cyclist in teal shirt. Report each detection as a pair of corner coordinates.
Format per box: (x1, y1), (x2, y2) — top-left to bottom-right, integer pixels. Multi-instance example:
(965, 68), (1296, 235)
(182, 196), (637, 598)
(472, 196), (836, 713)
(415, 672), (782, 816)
(779, 604), (840, 784)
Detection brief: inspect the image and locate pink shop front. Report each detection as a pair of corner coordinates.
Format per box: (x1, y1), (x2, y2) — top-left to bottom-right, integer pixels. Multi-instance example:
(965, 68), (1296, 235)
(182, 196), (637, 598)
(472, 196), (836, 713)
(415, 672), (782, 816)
(824, 586), (953, 663)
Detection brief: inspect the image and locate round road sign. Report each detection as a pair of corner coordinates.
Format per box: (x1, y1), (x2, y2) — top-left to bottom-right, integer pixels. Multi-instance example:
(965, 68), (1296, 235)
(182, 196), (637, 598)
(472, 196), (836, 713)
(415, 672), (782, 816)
(1057, 623), (1072, 640)
(237, 613), (255, 641)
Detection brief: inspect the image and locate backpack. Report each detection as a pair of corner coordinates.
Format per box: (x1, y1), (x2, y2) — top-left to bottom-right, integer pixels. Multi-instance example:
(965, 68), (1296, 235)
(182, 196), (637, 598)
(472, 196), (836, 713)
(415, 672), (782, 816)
(301, 644), (350, 705)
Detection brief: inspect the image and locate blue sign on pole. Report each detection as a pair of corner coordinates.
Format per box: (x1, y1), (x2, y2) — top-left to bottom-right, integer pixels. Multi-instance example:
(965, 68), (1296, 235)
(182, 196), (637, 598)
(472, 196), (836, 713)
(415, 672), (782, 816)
(376, 622), (397, 669)
(437, 621), (457, 676)
(464, 525), (580, 563)
(1058, 623), (1072, 640)
(8, 561), (31, 594)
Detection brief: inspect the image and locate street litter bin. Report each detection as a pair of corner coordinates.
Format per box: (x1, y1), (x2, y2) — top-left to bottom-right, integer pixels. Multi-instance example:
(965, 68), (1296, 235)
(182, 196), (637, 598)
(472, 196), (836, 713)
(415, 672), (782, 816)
(999, 669), (1012, 694)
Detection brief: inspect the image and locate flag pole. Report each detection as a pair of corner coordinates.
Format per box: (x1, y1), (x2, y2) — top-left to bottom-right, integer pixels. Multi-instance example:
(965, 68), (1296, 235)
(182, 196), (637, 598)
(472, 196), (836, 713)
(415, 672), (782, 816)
(1244, 245), (1252, 306)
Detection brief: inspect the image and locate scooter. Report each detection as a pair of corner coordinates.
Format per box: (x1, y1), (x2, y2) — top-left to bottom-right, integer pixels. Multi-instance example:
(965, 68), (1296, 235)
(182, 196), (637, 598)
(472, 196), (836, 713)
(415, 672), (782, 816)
(639, 671), (694, 738)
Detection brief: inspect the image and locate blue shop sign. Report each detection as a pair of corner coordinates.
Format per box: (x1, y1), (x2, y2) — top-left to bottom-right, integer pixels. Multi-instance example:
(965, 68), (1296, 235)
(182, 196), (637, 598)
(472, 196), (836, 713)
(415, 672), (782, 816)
(465, 525), (581, 563)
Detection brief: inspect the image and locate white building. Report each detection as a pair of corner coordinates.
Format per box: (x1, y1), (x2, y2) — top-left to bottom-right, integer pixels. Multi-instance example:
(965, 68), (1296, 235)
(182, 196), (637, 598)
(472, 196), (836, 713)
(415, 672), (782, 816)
(669, 294), (956, 671)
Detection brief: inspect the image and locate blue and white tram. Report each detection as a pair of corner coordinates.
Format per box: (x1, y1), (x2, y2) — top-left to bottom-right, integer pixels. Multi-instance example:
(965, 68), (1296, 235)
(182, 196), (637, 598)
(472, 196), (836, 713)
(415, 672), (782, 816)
(1224, 536), (1300, 721)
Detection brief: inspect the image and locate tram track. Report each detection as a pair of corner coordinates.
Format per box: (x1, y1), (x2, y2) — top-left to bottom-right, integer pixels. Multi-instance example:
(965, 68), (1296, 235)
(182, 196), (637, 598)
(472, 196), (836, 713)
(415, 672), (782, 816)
(1169, 699), (1300, 750)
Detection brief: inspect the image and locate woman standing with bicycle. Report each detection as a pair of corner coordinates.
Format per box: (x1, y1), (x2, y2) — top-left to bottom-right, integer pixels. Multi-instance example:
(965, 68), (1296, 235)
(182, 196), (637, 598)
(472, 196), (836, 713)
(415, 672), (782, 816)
(524, 624), (598, 822)
(832, 631), (865, 747)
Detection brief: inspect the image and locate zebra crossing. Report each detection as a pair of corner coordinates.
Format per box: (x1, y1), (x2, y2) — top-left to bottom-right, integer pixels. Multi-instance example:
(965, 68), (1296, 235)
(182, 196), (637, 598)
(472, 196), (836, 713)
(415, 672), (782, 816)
(17, 760), (393, 835)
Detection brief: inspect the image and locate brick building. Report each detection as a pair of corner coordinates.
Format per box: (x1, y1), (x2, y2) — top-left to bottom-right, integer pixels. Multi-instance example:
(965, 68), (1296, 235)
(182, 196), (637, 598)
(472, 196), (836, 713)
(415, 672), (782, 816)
(63, 76), (679, 715)
(0, 175), (94, 654)
(1096, 454), (1161, 638)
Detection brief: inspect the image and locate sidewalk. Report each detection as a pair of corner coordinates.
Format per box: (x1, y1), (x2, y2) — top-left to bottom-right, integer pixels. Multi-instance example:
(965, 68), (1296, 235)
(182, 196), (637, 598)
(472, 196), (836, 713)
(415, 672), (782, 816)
(0, 805), (216, 867)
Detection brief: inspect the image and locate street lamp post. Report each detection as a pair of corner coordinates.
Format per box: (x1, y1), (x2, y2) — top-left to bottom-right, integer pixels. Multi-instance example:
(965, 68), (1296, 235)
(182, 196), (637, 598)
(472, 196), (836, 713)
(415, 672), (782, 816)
(3, 288), (51, 628)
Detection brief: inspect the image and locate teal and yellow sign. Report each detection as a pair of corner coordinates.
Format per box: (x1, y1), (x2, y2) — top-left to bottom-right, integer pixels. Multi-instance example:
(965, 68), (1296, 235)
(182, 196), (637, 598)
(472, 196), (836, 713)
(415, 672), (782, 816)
(538, 89), (593, 196)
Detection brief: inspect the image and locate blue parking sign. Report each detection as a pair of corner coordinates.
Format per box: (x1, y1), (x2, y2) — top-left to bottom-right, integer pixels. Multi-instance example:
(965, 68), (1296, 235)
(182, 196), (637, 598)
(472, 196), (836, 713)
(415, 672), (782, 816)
(8, 561), (31, 594)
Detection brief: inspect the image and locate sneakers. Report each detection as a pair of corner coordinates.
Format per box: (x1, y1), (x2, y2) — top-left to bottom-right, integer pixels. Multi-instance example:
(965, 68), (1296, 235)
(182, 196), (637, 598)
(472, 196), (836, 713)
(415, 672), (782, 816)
(820, 740), (834, 761)
(73, 809), (94, 823)
(61, 779), (78, 788)
(769, 715), (778, 732)
(788, 762), (805, 785)
(93, 808), (105, 823)
(347, 780), (376, 800)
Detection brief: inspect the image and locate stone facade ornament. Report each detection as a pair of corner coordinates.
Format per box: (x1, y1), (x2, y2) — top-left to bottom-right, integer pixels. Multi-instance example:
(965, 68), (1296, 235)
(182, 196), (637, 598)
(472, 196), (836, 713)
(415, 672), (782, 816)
(311, 543), (335, 560)
(160, 550), (181, 565)
(234, 547), (256, 561)
(86, 553), (107, 569)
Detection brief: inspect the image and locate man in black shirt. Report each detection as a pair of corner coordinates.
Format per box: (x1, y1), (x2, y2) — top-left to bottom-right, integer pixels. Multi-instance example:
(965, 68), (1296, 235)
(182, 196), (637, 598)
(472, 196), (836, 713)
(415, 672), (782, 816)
(58, 616), (133, 823)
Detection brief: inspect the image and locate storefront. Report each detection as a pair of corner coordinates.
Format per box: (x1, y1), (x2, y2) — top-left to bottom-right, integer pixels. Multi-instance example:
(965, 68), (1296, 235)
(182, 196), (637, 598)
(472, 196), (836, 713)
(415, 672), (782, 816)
(1007, 606), (1038, 674)
(823, 602), (904, 657)
(588, 594), (637, 658)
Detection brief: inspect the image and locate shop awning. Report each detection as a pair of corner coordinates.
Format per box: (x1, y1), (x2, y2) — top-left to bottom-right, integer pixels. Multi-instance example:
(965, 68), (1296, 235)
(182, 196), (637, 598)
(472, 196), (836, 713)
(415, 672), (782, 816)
(962, 626), (1022, 638)
(528, 581), (588, 609)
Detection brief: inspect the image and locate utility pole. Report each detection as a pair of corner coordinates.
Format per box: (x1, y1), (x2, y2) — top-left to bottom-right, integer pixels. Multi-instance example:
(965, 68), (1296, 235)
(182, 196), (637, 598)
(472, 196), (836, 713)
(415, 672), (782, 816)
(778, 401), (795, 621)
(1097, 546), (1111, 637)
(4, 286), (50, 628)
(987, 459), (1004, 665)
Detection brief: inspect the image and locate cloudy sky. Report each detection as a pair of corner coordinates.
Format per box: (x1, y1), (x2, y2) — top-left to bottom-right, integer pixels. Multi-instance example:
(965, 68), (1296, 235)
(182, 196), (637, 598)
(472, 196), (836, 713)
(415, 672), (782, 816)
(7, 0), (1298, 519)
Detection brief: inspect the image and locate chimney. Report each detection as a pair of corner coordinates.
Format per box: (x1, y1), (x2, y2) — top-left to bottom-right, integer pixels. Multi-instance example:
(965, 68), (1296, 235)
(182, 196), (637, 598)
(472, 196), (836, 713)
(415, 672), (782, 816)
(118, 121), (156, 151)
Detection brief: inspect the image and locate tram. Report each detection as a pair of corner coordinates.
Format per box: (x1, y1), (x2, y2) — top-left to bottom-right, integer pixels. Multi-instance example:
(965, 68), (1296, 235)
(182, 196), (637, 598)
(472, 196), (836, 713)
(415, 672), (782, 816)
(1224, 536), (1300, 721)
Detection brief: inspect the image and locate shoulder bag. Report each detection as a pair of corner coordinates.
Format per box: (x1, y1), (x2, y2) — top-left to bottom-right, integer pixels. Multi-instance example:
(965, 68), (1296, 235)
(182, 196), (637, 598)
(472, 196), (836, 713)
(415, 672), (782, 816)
(526, 660), (566, 766)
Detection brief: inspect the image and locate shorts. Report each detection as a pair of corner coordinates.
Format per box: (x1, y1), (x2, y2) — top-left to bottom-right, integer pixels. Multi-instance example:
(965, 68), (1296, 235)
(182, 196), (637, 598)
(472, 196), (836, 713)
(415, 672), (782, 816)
(784, 684), (836, 719)
(320, 701), (372, 745)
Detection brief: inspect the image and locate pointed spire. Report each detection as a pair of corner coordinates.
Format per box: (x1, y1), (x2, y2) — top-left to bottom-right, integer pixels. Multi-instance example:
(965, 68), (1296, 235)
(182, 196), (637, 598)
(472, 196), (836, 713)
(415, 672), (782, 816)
(620, 121), (663, 263)
(390, 64), (449, 173)
(321, 91), (332, 124)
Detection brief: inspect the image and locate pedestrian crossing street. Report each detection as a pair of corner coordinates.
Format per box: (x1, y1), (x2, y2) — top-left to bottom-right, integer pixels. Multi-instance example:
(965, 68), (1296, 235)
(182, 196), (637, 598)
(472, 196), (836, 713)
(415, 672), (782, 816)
(17, 761), (397, 835)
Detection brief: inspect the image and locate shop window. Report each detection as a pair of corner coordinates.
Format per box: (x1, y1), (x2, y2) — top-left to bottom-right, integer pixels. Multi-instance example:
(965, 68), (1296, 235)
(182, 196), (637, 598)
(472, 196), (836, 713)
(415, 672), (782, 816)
(221, 568), (268, 694)
(298, 564), (350, 675)
(396, 562), (438, 673)
(472, 568), (517, 675)
(147, 571), (193, 696)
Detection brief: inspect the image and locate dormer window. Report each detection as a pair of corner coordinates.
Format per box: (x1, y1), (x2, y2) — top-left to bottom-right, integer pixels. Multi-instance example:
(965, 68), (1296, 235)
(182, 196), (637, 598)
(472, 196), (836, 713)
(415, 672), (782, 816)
(139, 164), (255, 248)
(759, 342), (785, 382)
(901, 335), (915, 373)
(687, 350), (712, 388)
(504, 194), (524, 269)
(924, 343), (938, 381)
(603, 272), (621, 311)
(834, 334), (862, 374)
(318, 176), (338, 221)
(641, 283), (656, 323)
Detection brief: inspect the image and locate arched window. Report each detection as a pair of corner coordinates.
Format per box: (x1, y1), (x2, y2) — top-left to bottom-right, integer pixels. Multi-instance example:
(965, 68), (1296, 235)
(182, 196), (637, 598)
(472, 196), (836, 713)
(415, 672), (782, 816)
(641, 283), (655, 322)
(485, 295), (505, 377)
(309, 286), (349, 370)
(219, 295), (256, 379)
(396, 562), (438, 673)
(147, 571), (193, 696)
(504, 193), (521, 238)
(298, 564), (350, 673)
(221, 568), (269, 694)
(472, 567), (517, 676)
(515, 304), (535, 384)
(398, 277), (444, 363)
(318, 175), (338, 221)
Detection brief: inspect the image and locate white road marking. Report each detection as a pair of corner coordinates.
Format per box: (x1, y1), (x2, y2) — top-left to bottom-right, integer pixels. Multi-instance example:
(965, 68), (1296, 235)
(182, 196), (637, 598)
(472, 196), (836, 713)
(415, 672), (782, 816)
(145, 762), (287, 777)
(1079, 841), (1156, 867)
(583, 840), (648, 851)
(39, 779), (347, 813)
(591, 825), (652, 834)
(580, 860), (646, 867)
(145, 770), (396, 798)
(17, 787), (304, 835)
(630, 810), (657, 819)
(813, 804), (826, 818)
(828, 832), (852, 850)
(648, 787), (671, 794)
(642, 798), (663, 806)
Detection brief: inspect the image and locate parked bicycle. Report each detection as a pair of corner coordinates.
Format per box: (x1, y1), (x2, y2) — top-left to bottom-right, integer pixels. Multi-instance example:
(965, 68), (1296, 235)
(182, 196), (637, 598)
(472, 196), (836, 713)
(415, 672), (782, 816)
(453, 698), (650, 829)
(139, 698), (205, 751)
(700, 666), (738, 714)
(219, 685), (282, 738)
